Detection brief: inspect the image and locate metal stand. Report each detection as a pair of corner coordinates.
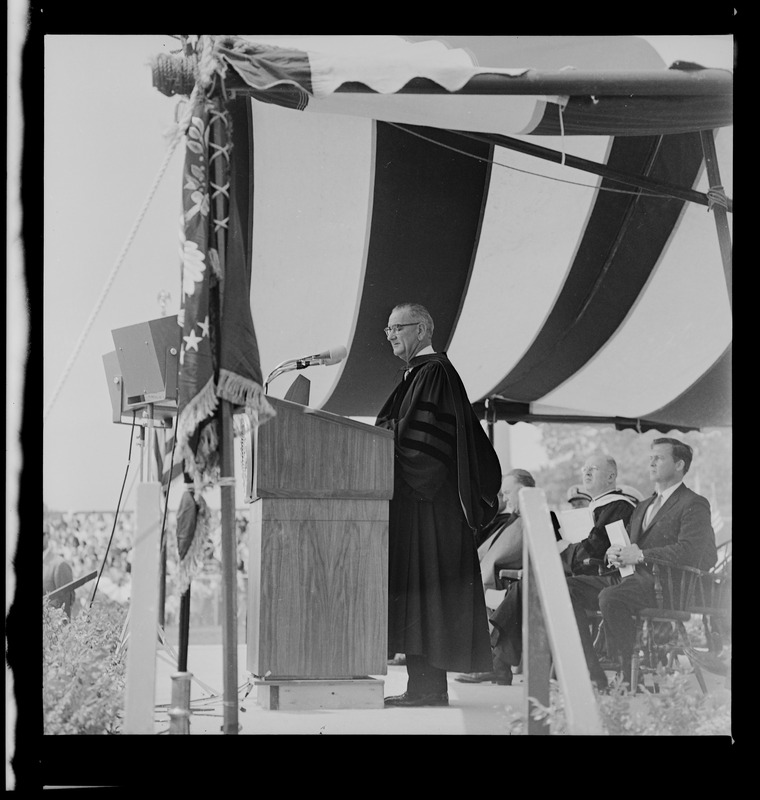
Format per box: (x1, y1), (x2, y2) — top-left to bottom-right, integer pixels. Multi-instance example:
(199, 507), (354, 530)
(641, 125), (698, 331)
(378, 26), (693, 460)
(168, 672), (192, 734)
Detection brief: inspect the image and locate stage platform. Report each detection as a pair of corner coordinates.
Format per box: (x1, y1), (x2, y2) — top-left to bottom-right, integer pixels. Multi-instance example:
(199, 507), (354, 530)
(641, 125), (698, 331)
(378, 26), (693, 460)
(154, 643), (522, 735)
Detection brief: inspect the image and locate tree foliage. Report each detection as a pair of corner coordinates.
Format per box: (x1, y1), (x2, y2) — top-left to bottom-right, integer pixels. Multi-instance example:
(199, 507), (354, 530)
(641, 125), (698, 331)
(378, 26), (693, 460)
(530, 424), (732, 517)
(43, 598), (127, 735)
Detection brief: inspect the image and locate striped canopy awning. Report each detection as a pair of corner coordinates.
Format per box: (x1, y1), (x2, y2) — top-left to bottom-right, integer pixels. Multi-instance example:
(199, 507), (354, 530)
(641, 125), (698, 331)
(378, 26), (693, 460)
(215, 34), (733, 431)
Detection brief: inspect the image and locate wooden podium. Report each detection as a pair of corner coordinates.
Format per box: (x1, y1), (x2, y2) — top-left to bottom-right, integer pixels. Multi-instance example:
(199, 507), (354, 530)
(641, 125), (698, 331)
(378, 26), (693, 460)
(245, 397), (393, 709)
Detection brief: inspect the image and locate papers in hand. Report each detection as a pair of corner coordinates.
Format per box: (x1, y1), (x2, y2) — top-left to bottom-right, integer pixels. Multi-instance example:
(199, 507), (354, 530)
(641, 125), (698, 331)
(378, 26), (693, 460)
(605, 520), (635, 577)
(558, 507), (594, 543)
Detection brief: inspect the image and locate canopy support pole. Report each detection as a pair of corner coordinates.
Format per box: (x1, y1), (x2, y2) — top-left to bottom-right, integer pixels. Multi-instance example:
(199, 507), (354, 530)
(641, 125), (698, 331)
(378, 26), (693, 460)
(447, 127), (732, 213)
(700, 129), (732, 310)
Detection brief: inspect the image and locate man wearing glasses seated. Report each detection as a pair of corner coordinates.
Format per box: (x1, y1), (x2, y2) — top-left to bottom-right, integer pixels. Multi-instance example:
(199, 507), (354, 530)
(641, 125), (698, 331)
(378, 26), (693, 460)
(560, 454), (639, 576)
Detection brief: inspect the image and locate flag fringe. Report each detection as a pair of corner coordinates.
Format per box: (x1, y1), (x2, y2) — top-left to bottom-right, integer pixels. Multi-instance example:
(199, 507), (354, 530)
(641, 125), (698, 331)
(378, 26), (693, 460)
(175, 372), (275, 484)
(217, 368), (277, 423)
(177, 375), (219, 445)
(172, 493), (212, 596)
(175, 376), (219, 482)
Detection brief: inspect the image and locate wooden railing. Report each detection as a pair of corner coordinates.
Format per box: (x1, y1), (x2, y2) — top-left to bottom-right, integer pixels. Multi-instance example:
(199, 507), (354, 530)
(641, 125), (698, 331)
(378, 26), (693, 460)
(519, 487), (603, 735)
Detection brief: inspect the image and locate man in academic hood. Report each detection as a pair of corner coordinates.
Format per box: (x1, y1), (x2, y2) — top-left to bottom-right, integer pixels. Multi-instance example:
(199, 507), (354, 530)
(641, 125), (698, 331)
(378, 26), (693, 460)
(561, 454), (638, 576)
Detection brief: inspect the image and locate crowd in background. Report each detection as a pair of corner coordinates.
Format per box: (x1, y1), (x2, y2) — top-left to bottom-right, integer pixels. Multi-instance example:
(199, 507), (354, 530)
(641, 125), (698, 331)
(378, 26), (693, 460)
(45, 509), (251, 625)
(44, 490), (729, 626)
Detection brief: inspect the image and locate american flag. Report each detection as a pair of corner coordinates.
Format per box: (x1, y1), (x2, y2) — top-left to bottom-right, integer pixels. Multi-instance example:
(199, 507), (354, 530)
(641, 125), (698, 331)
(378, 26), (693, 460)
(168, 69), (275, 588)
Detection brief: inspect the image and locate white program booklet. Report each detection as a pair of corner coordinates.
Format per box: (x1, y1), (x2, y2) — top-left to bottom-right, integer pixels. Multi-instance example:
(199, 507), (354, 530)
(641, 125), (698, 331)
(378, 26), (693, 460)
(605, 520), (635, 577)
(558, 507), (594, 543)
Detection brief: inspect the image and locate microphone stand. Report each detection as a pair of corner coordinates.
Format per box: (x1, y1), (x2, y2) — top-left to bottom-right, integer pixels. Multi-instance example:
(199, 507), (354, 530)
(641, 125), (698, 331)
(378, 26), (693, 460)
(264, 360), (298, 393)
(265, 357), (324, 393)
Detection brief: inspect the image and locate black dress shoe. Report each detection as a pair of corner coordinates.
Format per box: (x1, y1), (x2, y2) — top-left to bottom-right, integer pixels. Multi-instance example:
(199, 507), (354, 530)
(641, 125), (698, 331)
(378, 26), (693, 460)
(455, 671), (512, 685)
(384, 691), (449, 707)
(590, 672), (610, 693)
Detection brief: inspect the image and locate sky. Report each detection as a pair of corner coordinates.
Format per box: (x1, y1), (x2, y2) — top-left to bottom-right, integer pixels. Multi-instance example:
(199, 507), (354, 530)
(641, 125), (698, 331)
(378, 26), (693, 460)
(32, 34), (546, 513)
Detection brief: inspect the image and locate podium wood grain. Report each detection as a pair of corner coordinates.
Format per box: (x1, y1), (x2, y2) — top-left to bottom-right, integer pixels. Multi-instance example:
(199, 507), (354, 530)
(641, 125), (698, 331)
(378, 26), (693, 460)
(247, 499), (388, 678)
(247, 398), (393, 681)
(253, 398), (393, 500)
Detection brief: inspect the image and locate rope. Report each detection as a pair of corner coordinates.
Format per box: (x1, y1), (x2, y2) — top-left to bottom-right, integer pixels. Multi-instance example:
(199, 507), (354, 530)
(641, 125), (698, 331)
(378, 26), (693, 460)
(558, 98), (566, 166)
(44, 38), (224, 425)
(151, 52), (199, 97)
(707, 184), (729, 212)
(387, 121), (714, 204)
(43, 129), (184, 425)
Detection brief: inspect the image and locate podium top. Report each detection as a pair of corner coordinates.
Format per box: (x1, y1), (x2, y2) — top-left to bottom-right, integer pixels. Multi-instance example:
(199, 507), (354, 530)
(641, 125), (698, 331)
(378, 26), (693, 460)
(266, 396), (393, 437)
(252, 397), (394, 500)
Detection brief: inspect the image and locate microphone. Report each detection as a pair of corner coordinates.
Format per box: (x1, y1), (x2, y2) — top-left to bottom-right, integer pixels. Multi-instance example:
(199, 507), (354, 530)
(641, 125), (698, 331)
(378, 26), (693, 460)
(295, 345), (347, 369)
(264, 345), (348, 393)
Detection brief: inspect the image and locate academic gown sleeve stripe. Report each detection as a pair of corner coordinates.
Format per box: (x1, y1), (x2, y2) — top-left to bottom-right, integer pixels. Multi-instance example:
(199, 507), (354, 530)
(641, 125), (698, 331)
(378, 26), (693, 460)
(400, 436), (455, 466)
(407, 419), (457, 450)
(415, 400), (456, 426)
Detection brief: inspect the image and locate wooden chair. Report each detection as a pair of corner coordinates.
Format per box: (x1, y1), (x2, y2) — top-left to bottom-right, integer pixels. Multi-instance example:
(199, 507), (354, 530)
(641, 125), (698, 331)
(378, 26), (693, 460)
(630, 555), (731, 694)
(563, 555), (731, 693)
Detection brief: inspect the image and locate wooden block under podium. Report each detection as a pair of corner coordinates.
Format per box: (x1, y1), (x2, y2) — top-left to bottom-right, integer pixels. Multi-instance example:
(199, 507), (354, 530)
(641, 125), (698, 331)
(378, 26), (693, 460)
(253, 677), (385, 710)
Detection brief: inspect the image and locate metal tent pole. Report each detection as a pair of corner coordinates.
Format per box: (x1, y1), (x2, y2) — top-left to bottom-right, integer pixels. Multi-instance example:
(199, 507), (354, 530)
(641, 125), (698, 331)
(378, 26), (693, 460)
(700, 129), (732, 310)
(450, 127), (732, 213)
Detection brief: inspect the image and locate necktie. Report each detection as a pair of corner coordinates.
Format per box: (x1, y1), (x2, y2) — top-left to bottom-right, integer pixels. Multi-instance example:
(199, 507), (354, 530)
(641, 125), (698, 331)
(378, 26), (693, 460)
(646, 494), (662, 528)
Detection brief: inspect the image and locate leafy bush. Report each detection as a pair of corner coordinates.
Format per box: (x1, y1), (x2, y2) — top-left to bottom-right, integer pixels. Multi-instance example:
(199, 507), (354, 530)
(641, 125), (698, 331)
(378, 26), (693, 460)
(43, 598), (128, 735)
(506, 670), (731, 736)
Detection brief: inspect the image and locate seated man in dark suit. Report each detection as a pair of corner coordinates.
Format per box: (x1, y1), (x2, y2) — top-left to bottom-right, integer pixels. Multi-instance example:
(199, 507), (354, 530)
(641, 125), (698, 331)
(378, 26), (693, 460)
(567, 438), (718, 690)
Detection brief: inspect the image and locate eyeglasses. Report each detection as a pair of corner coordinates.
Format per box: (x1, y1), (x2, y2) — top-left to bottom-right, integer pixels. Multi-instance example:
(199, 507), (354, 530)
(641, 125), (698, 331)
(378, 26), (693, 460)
(580, 465), (600, 474)
(384, 322), (420, 337)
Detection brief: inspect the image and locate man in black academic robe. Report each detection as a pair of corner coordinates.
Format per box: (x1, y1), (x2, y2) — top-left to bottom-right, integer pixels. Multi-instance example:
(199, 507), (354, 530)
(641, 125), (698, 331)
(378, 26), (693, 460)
(376, 303), (502, 707)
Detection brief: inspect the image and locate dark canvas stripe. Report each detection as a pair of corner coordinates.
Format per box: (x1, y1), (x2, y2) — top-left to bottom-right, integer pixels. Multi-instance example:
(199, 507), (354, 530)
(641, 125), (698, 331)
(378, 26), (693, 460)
(321, 122), (492, 417)
(483, 131), (706, 403)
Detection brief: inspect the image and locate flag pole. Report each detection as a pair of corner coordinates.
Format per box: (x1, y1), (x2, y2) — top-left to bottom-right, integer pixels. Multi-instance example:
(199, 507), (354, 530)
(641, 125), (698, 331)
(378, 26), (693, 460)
(210, 101), (239, 735)
(218, 400), (239, 734)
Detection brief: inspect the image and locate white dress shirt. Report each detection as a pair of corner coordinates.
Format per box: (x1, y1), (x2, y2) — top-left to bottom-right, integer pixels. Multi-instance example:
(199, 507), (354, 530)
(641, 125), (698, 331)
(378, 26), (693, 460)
(644, 480), (683, 528)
